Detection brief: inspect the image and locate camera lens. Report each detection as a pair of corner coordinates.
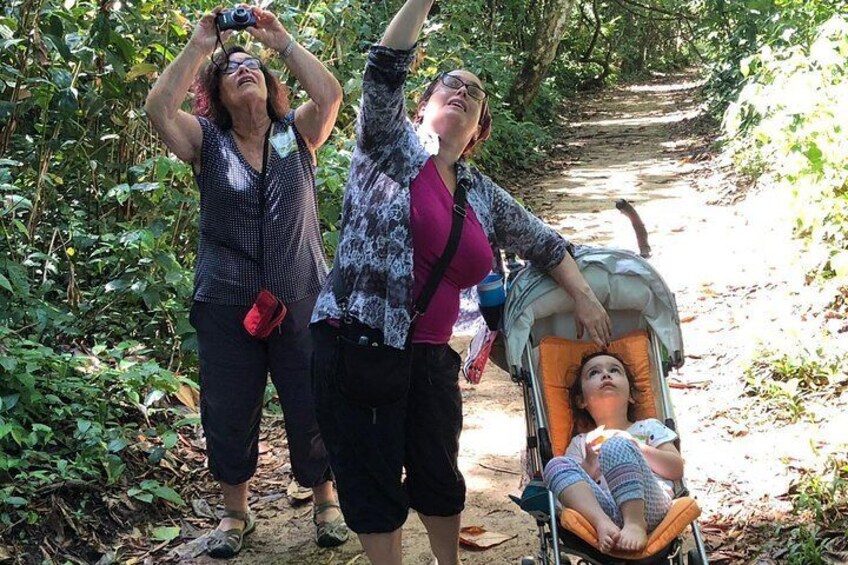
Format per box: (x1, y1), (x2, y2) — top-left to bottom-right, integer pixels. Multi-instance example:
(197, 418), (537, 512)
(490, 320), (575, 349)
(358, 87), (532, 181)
(232, 7), (249, 22)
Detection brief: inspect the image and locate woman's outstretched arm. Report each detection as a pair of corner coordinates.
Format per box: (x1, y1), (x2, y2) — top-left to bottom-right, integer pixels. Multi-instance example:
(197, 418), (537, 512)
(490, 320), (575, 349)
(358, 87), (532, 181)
(549, 255), (611, 347)
(145, 10), (223, 165)
(380, 0), (435, 49)
(248, 8), (342, 151)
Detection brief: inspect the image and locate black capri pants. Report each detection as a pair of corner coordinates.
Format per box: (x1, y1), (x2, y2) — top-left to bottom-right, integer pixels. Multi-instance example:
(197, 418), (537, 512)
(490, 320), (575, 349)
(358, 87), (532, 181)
(191, 294), (331, 487)
(311, 322), (466, 534)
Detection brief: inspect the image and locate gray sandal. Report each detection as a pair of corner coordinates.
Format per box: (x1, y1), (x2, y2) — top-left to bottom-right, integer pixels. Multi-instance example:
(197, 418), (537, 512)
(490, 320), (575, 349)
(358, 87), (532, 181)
(207, 509), (256, 558)
(313, 502), (349, 548)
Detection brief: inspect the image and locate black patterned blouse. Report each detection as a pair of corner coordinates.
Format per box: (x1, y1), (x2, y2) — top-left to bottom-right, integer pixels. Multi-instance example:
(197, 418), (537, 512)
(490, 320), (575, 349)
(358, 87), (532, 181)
(193, 111), (327, 305)
(311, 45), (571, 348)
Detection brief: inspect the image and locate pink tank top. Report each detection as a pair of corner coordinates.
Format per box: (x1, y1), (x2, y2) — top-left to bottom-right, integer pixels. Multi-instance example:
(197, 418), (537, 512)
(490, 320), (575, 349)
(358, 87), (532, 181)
(410, 159), (493, 344)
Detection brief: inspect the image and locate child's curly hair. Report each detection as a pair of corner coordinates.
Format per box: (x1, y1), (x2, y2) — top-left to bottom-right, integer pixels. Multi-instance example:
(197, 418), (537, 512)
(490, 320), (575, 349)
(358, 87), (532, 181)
(569, 351), (640, 434)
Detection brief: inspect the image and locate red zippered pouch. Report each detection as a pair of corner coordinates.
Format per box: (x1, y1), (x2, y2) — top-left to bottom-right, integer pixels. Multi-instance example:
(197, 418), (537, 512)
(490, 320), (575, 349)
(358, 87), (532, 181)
(243, 289), (287, 338)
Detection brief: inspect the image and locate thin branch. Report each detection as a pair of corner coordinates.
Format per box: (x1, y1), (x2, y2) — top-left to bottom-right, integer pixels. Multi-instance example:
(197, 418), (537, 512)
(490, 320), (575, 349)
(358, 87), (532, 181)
(611, 0), (680, 23)
(34, 480), (98, 496)
(478, 462), (520, 476)
(618, 0), (696, 20)
(582, 0), (603, 63)
(683, 17), (707, 63)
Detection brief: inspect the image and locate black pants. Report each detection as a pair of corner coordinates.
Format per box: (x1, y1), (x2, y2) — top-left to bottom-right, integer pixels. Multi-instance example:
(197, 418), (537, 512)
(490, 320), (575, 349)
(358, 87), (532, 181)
(312, 322), (466, 533)
(191, 295), (331, 486)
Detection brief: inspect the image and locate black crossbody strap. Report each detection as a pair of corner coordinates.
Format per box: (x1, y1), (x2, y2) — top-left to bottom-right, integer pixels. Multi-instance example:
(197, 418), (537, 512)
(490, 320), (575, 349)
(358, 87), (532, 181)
(257, 122), (273, 288)
(412, 184), (467, 319)
(333, 182), (469, 321)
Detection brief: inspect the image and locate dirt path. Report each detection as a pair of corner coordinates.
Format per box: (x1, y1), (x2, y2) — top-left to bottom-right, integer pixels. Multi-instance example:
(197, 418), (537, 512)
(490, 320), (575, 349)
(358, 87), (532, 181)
(175, 73), (842, 564)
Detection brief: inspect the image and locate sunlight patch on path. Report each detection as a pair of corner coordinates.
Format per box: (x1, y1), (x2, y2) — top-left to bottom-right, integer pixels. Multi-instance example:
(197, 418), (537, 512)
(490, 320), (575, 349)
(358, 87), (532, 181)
(627, 79), (705, 93)
(571, 109), (702, 128)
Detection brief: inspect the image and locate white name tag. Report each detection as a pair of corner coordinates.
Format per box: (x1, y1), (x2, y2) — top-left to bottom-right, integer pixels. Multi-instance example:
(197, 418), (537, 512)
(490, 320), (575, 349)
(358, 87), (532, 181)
(270, 126), (297, 159)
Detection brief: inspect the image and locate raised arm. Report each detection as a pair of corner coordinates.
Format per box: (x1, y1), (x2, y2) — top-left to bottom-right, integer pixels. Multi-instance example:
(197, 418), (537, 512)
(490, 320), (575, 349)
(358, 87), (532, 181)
(144, 10), (223, 165)
(354, 0), (431, 161)
(380, 0), (435, 49)
(248, 8), (342, 151)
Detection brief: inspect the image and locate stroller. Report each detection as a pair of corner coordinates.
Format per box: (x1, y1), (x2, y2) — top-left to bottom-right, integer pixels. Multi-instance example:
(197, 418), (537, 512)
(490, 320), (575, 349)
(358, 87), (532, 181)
(501, 247), (710, 565)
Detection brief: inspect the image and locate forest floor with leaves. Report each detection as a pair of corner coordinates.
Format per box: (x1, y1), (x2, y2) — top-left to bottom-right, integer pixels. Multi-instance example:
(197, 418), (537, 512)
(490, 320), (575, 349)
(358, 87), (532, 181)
(16, 72), (846, 565)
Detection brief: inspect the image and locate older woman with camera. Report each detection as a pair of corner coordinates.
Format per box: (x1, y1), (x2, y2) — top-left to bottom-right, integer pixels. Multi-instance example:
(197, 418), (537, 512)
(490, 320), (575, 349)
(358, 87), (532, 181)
(145, 5), (346, 558)
(309, 0), (611, 563)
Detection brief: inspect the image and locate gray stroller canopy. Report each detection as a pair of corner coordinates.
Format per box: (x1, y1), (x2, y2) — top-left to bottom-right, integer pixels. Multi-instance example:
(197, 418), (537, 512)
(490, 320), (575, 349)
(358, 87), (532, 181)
(502, 247), (684, 369)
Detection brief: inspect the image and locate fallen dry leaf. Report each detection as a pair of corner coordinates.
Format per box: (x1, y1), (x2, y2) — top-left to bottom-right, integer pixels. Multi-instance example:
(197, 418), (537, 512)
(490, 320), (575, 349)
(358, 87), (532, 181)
(709, 550), (747, 563)
(173, 384), (199, 411)
(458, 525), (516, 550)
(191, 498), (216, 520)
(668, 380), (708, 390)
(287, 480), (313, 502)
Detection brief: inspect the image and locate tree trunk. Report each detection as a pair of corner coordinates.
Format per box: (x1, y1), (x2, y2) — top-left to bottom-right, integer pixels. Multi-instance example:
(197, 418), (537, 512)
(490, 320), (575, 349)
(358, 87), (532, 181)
(581, 0), (602, 62)
(506, 0), (576, 119)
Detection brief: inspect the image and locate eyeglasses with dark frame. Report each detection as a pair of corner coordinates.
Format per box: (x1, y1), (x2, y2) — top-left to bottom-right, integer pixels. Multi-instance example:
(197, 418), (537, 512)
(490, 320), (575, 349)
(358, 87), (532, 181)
(222, 57), (262, 75)
(438, 73), (487, 101)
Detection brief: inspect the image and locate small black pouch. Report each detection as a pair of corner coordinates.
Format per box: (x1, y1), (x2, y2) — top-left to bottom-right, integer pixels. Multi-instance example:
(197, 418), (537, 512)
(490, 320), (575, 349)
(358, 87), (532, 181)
(335, 320), (413, 408)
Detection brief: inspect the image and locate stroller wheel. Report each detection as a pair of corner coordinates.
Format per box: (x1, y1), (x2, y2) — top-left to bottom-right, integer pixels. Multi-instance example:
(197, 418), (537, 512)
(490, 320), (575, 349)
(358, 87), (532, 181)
(687, 548), (705, 565)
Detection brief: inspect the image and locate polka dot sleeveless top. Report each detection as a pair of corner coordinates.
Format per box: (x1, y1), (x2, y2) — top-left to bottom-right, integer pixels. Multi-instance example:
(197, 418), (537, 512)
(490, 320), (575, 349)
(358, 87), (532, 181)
(193, 111), (327, 305)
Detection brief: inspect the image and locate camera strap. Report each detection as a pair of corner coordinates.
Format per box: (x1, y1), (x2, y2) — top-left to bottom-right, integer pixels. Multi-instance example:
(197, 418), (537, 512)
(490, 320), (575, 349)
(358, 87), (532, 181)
(211, 19), (230, 72)
(257, 122), (273, 289)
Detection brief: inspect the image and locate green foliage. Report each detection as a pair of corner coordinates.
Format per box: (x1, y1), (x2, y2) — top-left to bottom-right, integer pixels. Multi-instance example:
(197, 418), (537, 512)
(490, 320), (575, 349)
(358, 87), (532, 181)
(745, 339), (848, 422)
(314, 140), (353, 257)
(564, 0), (697, 82)
(695, 0), (842, 115)
(782, 453), (848, 564)
(698, 3), (848, 285)
(0, 327), (189, 527)
(719, 15), (848, 282)
(785, 526), (829, 565)
(699, 6), (848, 558)
(792, 454), (848, 528)
(475, 111), (552, 177)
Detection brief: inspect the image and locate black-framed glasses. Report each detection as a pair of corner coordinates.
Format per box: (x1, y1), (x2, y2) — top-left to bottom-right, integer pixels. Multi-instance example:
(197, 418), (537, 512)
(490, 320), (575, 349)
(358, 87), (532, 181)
(222, 57), (262, 75)
(439, 73), (487, 101)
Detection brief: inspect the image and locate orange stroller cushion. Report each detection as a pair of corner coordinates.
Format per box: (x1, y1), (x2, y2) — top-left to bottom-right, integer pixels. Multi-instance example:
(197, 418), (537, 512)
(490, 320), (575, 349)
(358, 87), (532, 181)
(538, 331), (658, 457)
(560, 497), (701, 560)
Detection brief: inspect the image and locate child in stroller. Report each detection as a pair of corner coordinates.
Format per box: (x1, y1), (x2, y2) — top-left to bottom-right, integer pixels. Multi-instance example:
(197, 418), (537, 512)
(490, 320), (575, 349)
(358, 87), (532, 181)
(543, 351), (684, 555)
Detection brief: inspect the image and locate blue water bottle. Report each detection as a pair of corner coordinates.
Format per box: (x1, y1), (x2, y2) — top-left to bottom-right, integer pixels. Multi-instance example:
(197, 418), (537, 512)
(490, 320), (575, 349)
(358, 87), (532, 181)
(477, 271), (506, 330)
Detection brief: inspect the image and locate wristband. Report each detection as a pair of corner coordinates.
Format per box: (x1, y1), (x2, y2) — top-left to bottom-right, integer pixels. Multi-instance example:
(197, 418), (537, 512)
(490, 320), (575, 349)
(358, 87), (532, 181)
(280, 37), (296, 61)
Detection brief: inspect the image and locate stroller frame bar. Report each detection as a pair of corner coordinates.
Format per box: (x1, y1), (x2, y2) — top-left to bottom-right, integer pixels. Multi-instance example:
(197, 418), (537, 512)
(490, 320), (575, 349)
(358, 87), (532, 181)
(518, 342), (563, 565)
(650, 334), (710, 565)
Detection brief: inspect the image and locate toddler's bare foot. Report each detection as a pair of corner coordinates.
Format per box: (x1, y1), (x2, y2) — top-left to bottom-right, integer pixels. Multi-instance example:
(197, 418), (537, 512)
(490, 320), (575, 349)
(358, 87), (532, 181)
(593, 516), (621, 554)
(617, 521), (648, 552)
